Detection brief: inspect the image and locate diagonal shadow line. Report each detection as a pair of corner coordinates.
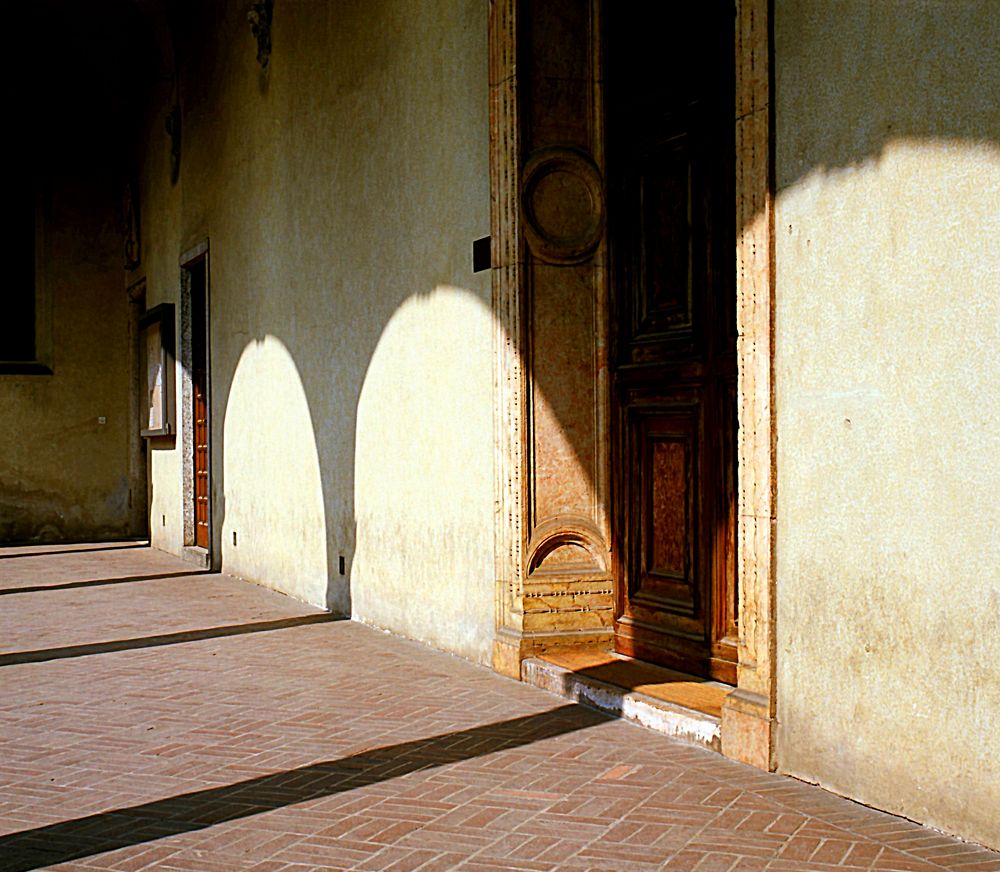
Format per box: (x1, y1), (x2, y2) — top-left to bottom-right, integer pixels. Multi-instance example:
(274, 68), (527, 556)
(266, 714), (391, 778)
(0, 613), (341, 667)
(0, 543), (149, 560)
(0, 570), (209, 596)
(0, 703), (609, 872)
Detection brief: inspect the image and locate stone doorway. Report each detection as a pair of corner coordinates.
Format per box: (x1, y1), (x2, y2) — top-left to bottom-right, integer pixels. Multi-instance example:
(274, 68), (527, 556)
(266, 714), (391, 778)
(489, 0), (776, 769)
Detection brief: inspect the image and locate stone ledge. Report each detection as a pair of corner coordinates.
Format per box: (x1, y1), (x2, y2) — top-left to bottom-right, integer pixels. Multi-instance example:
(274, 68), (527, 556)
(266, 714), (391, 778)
(181, 546), (210, 569)
(522, 656), (722, 752)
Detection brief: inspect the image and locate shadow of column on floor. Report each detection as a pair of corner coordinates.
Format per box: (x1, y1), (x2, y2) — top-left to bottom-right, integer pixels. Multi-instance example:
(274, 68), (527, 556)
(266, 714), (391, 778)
(0, 613), (341, 666)
(0, 570), (208, 596)
(0, 542), (150, 560)
(0, 703), (610, 872)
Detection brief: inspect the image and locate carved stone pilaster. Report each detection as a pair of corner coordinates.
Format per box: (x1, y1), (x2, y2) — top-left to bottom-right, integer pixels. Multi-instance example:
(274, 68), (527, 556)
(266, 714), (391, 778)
(720, 0), (778, 771)
(491, 0), (612, 677)
(490, 0), (526, 677)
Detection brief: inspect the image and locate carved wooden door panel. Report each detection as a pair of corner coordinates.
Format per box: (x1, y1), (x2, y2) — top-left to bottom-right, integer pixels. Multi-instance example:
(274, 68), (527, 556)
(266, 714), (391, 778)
(194, 367), (209, 549)
(191, 260), (210, 550)
(606, 3), (738, 683)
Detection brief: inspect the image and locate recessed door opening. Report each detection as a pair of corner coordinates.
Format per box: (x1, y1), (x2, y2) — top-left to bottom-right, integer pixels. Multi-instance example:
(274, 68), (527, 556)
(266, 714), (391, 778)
(180, 244), (211, 560)
(606, 3), (737, 683)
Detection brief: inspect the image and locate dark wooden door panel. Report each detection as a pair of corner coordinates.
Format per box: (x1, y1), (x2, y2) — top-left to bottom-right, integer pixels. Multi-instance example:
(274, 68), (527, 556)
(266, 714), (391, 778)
(194, 380), (208, 549)
(633, 134), (694, 343)
(614, 385), (735, 682)
(607, 2), (736, 683)
(712, 375), (739, 663)
(624, 404), (701, 615)
(190, 259), (209, 551)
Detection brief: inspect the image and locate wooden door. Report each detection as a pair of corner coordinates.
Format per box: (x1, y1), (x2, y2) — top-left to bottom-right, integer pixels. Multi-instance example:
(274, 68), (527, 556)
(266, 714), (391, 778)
(190, 260), (210, 550)
(607, 4), (738, 683)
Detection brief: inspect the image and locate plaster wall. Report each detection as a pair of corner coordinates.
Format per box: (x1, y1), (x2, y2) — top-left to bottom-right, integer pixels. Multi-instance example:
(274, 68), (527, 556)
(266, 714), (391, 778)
(142, 103), (185, 557)
(774, 1), (999, 848)
(139, 0), (494, 662)
(0, 177), (134, 544)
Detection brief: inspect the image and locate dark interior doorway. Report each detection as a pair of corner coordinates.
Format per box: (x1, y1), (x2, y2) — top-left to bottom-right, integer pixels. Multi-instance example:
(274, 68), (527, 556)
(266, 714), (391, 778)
(605, 2), (738, 683)
(186, 257), (210, 551)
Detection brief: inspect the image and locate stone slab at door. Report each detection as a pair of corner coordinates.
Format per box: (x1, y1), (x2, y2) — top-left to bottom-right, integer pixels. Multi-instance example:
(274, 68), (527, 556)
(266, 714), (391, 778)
(606, 2), (738, 684)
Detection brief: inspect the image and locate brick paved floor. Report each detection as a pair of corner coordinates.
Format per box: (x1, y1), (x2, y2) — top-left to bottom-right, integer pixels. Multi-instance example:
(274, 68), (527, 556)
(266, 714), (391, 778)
(1, 544), (997, 872)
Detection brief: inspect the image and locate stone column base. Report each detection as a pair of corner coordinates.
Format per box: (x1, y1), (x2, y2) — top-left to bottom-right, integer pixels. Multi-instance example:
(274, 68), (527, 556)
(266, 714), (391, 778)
(721, 688), (776, 771)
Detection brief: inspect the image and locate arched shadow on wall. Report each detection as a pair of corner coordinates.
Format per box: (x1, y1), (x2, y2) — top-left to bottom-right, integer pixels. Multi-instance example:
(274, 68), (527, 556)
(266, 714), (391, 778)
(5, 0), (996, 851)
(184, 0), (998, 670)
(9, 1), (997, 668)
(192, 0), (498, 661)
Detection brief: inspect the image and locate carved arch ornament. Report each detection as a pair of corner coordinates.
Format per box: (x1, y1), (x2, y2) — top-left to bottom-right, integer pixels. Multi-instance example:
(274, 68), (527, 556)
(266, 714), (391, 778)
(526, 519), (609, 578)
(488, 0), (776, 770)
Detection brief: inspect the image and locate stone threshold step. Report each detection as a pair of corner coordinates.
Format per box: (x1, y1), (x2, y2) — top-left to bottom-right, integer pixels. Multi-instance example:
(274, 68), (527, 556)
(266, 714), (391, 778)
(522, 649), (731, 752)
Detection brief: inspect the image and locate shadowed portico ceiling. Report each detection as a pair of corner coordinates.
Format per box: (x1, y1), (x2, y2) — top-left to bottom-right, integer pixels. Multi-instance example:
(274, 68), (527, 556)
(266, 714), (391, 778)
(7, 0), (158, 169)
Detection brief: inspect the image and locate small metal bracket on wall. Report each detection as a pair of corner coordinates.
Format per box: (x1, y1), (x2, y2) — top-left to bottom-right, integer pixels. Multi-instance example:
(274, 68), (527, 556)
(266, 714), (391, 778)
(248, 0), (273, 70)
(473, 236), (491, 272)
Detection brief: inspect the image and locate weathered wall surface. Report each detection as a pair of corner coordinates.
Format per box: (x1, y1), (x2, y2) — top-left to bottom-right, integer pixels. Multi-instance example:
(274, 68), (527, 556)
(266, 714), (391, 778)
(0, 179), (134, 544)
(774, 1), (999, 848)
(139, 0), (494, 662)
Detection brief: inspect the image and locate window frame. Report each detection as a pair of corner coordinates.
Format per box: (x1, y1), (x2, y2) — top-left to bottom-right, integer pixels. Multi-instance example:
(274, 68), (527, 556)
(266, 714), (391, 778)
(1, 190), (53, 375)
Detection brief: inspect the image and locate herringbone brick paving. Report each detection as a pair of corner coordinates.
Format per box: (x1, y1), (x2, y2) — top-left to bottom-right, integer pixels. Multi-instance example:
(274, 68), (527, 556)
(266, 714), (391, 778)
(1, 544), (997, 871)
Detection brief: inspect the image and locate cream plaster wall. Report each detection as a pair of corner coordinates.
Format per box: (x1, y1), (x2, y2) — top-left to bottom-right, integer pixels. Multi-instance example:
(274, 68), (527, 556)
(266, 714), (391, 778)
(223, 337), (328, 605)
(353, 287), (494, 662)
(0, 178), (134, 544)
(774, 1), (1000, 848)
(139, 0), (493, 661)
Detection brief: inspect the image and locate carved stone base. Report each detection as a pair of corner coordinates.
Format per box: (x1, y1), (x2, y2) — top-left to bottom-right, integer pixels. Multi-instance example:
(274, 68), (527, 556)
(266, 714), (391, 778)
(721, 688), (776, 771)
(493, 627), (614, 680)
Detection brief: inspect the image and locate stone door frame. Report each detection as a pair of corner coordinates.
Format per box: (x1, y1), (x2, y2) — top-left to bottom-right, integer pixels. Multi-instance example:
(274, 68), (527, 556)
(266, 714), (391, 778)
(488, 0), (777, 769)
(179, 239), (215, 570)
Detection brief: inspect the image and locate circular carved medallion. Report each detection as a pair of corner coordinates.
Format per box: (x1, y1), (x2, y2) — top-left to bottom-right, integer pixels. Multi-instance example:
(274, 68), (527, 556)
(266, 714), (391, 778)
(522, 149), (604, 263)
